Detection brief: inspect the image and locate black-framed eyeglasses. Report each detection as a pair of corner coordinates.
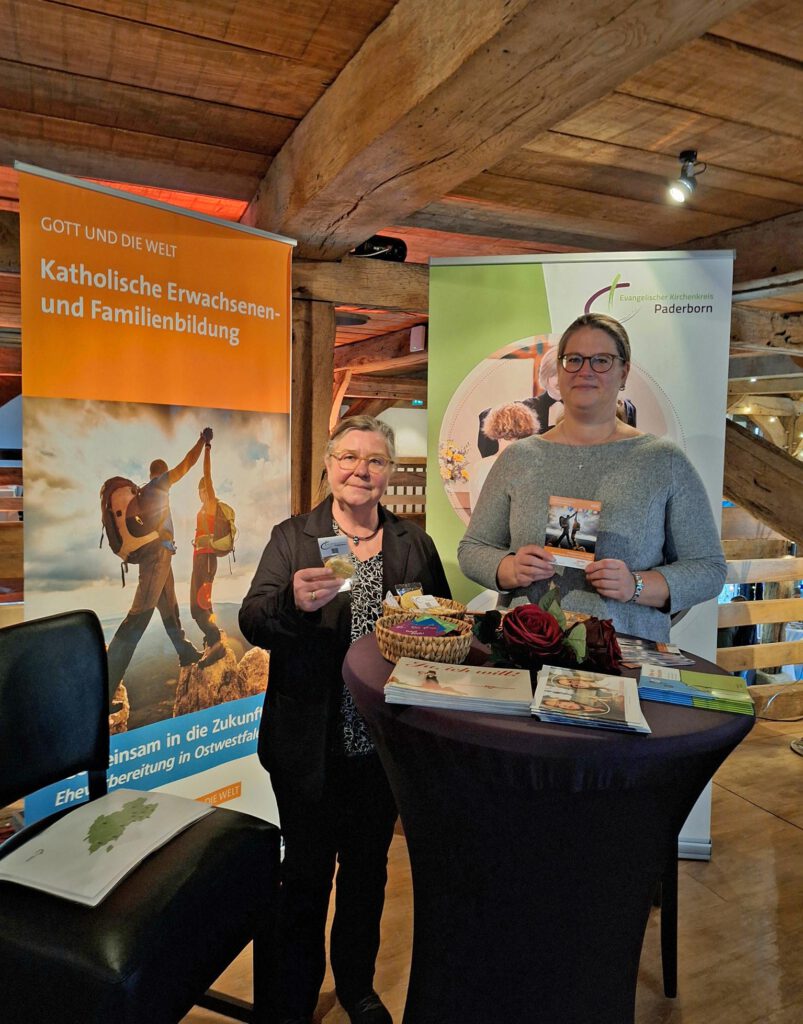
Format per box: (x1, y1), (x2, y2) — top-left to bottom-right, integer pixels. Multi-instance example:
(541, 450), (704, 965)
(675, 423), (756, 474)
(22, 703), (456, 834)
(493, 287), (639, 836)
(330, 451), (392, 474)
(559, 353), (624, 373)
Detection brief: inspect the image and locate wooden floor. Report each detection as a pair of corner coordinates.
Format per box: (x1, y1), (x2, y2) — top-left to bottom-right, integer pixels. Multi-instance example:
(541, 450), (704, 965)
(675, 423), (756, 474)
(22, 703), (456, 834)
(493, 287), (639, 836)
(183, 716), (803, 1024)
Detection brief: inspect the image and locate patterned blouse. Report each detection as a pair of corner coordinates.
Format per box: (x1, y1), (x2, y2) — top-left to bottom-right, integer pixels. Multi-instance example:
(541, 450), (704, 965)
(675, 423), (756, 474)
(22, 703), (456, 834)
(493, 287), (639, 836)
(333, 521), (384, 756)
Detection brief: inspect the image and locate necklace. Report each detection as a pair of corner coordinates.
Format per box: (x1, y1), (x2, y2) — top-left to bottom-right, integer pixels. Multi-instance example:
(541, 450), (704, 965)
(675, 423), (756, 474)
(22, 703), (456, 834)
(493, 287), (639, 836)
(334, 518), (381, 545)
(554, 422), (620, 471)
(555, 422), (620, 448)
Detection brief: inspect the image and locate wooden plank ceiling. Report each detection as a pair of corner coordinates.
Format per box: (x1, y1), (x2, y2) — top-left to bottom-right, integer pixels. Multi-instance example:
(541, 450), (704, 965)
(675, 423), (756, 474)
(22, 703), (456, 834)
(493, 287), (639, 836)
(0, 0), (800, 454)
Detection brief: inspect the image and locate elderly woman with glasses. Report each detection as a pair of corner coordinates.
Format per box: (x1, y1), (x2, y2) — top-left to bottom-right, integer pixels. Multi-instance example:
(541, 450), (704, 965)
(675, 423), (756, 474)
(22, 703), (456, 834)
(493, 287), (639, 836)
(458, 313), (725, 642)
(240, 415), (449, 1024)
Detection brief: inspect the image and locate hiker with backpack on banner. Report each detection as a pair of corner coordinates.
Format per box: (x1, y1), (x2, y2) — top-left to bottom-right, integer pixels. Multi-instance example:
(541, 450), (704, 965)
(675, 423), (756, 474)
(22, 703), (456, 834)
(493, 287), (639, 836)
(191, 433), (236, 668)
(103, 428), (213, 706)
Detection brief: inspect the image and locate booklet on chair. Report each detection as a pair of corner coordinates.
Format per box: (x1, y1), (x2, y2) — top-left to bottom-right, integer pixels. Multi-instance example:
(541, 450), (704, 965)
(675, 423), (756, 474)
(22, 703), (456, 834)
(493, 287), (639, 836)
(0, 788), (213, 906)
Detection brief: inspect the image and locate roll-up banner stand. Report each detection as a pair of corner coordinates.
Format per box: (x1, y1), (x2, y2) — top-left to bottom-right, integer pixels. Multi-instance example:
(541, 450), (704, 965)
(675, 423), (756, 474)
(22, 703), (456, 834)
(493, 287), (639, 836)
(428, 252), (733, 859)
(17, 163), (294, 824)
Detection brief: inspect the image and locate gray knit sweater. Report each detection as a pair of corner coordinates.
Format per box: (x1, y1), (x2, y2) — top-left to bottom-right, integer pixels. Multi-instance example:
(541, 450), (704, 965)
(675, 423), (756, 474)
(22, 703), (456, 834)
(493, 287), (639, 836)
(457, 434), (726, 642)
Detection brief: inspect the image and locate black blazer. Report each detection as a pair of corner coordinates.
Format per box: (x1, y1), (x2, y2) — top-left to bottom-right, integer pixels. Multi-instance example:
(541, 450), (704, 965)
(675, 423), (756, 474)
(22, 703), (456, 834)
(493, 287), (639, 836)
(239, 496), (451, 800)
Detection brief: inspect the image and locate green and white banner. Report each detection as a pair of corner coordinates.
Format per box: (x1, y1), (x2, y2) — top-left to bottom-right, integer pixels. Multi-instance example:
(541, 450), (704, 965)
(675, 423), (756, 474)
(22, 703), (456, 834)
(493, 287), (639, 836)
(428, 251), (734, 858)
(428, 251), (733, 662)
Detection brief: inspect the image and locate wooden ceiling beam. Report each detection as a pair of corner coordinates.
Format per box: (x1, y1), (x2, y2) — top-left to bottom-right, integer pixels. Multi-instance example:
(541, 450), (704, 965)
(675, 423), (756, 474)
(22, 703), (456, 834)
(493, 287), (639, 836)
(0, 58), (296, 157)
(400, 200), (628, 252)
(343, 398), (398, 420)
(243, 0), (755, 258)
(0, 272), (20, 330)
(489, 147), (798, 223)
(0, 0), (329, 120)
(446, 170), (741, 248)
(619, 35), (803, 139)
(0, 211), (19, 274)
(730, 307), (803, 355)
(685, 211), (803, 283)
(729, 377), (803, 396)
(294, 256), (428, 311)
(50, 0), (398, 75)
(334, 329), (428, 374)
(728, 396), (802, 416)
(732, 272), (803, 310)
(723, 418), (803, 547)
(521, 131), (803, 209)
(345, 375), (427, 402)
(552, 92), (803, 188)
(0, 109), (268, 202)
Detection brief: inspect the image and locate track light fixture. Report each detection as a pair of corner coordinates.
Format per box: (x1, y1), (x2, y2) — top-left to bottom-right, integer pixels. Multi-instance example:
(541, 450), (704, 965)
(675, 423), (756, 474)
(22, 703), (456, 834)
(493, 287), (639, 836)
(668, 150), (704, 203)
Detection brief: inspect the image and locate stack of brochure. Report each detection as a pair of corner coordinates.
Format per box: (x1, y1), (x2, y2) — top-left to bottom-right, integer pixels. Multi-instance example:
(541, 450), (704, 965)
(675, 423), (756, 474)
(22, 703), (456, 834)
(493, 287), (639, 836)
(531, 665), (651, 734)
(0, 789), (213, 906)
(638, 664), (754, 715)
(617, 637), (694, 668)
(384, 657), (533, 715)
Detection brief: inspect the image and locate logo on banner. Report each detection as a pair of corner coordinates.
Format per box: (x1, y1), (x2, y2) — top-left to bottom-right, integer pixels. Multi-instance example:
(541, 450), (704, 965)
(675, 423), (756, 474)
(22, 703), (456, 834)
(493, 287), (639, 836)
(584, 274), (636, 323)
(584, 272), (715, 321)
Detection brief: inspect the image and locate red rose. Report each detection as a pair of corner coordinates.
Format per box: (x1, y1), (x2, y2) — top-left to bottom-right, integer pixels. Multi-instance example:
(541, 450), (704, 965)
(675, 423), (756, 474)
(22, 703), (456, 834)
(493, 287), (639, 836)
(502, 604), (567, 669)
(578, 617), (623, 673)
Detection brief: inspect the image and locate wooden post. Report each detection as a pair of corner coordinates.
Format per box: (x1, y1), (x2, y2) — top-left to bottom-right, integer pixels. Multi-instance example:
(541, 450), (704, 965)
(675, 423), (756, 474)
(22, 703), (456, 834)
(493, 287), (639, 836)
(759, 580), (797, 672)
(291, 300), (335, 516)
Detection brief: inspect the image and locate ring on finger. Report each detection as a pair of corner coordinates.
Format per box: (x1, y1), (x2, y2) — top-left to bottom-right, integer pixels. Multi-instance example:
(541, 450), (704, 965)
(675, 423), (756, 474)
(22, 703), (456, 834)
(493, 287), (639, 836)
(311, 590), (317, 601)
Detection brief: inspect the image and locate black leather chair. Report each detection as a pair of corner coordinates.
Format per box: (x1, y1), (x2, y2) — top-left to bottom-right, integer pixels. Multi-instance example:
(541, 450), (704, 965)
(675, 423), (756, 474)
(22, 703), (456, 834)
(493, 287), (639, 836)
(0, 609), (280, 1023)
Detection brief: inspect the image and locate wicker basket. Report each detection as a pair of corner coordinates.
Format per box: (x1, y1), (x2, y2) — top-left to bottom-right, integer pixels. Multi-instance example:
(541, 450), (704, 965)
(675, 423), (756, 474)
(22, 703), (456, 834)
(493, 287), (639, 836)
(382, 597), (467, 619)
(374, 613), (474, 665)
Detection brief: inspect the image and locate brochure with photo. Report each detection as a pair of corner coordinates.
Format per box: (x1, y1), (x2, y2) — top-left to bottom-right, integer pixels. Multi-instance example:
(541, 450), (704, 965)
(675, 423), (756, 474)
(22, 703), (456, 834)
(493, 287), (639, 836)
(384, 657), (533, 715)
(532, 665), (651, 734)
(544, 496), (602, 569)
(617, 636), (695, 669)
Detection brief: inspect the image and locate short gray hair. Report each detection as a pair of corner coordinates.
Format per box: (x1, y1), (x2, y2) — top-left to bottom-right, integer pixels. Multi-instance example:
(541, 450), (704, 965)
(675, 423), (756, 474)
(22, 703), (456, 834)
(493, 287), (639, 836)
(325, 415), (396, 463)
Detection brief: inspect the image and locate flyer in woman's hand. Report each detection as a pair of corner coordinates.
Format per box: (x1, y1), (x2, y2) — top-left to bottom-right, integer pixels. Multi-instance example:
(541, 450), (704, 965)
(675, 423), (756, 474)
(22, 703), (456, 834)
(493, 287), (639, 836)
(544, 496), (602, 569)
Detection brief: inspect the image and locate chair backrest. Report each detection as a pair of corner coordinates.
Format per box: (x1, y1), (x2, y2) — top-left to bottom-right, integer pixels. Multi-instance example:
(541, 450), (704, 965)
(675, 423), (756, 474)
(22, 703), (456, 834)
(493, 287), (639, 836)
(0, 610), (109, 808)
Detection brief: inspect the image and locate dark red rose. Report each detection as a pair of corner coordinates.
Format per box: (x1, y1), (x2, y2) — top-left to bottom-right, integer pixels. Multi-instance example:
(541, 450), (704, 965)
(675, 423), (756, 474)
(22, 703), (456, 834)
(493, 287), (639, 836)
(578, 617), (623, 673)
(502, 604), (567, 669)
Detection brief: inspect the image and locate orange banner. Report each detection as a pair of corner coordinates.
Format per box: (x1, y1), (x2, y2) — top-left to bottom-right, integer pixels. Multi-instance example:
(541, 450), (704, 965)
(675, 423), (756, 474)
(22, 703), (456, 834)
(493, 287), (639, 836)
(19, 169), (292, 414)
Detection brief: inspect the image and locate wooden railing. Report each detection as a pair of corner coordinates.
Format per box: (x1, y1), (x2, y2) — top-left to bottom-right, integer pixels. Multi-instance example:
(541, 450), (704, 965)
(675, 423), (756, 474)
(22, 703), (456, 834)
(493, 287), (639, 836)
(384, 456), (426, 528)
(717, 505), (801, 674)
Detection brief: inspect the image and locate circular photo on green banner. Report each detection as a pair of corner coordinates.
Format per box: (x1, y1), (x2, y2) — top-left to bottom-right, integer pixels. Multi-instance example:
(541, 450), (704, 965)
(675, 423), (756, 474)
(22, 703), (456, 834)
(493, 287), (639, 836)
(438, 334), (684, 525)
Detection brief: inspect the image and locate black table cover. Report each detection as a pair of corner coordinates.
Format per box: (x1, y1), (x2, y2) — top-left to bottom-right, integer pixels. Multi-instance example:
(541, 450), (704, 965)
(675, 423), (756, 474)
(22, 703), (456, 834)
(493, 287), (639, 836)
(344, 636), (754, 1024)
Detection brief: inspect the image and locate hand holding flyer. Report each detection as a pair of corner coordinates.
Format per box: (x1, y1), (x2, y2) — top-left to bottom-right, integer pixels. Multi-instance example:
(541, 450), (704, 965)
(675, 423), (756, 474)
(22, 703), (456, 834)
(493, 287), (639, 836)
(544, 496), (602, 569)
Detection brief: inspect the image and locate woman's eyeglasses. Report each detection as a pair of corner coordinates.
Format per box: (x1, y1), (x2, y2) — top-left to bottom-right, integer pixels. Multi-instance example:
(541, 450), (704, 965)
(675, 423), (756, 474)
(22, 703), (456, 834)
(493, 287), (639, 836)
(560, 353), (623, 373)
(330, 451), (391, 473)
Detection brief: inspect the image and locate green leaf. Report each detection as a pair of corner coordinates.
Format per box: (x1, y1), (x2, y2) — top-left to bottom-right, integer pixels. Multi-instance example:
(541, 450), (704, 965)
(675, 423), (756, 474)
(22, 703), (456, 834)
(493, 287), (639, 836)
(538, 585), (565, 629)
(563, 623), (587, 662)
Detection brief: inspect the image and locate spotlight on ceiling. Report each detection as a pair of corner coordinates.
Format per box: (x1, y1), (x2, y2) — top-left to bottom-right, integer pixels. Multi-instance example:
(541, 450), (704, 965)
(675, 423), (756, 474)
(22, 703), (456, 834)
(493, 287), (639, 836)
(668, 150), (704, 203)
(351, 234), (407, 262)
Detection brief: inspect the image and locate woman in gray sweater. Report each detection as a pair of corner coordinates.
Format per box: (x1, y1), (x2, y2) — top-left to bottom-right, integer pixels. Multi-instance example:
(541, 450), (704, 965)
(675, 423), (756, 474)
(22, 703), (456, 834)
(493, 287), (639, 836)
(457, 313), (726, 642)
